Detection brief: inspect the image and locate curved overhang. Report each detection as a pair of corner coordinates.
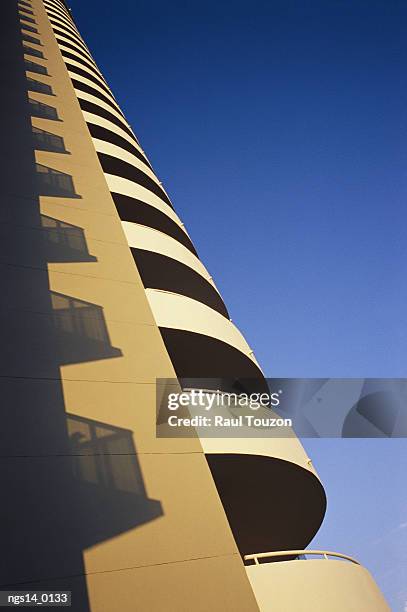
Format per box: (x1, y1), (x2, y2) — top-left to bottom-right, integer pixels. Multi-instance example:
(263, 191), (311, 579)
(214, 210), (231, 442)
(98, 152), (172, 206)
(244, 555), (390, 611)
(47, 13), (79, 38)
(59, 45), (104, 79)
(160, 328), (266, 389)
(206, 453), (326, 556)
(106, 173), (176, 214)
(146, 290), (255, 359)
(132, 249), (229, 317)
(93, 139), (160, 183)
(82, 112), (139, 150)
(69, 74), (120, 110)
(74, 89), (128, 126)
(123, 224), (216, 286)
(112, 194), (197, 255)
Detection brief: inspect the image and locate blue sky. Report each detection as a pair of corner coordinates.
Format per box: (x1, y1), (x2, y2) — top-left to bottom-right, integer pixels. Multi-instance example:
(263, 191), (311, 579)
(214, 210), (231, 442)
(68, 0), (406, 608)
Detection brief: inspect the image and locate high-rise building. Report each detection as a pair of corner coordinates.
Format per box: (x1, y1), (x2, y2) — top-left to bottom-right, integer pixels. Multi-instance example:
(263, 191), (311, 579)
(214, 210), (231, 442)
(1, 0), (389, 609)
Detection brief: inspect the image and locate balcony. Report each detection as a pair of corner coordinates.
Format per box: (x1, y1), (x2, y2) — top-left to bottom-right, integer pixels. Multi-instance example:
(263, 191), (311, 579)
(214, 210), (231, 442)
(165, 389), (327, 557)
(244, 550), (390, 612)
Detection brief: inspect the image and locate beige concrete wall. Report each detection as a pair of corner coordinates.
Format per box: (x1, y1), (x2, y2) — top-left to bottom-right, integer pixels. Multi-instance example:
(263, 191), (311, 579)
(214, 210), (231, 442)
(246, 559), (390, 612)
(0, 1), (259, 609)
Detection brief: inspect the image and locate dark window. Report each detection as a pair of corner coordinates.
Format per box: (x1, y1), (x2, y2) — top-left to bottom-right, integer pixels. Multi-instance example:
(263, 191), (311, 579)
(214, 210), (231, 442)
(36, 164), (78, 197)
(21, 23), (38, 33)
(27, 76), (53, 95)
(29, 98), (58, 120)
(32, 127), (66, 153)
(23, 45), (44, 58)
(25, 59), (48, 75)
(22, 33), (41, 45)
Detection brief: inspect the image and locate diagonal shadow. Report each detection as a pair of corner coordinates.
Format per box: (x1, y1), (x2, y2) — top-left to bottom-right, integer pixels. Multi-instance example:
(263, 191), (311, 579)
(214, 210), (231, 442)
(0, 3), (162, 609)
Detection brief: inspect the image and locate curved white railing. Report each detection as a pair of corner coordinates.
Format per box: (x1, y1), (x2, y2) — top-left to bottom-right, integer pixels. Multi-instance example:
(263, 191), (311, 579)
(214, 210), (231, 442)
(244, 550), (359, 565)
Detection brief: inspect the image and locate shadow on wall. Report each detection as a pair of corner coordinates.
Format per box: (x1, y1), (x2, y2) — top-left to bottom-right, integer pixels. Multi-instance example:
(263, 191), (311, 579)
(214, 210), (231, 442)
(40, 215), (97, 263)
(0, 4), (162, 609)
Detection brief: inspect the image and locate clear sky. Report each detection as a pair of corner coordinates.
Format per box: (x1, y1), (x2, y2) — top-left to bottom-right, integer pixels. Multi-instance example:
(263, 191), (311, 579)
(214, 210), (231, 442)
(67, 0), (406, 608)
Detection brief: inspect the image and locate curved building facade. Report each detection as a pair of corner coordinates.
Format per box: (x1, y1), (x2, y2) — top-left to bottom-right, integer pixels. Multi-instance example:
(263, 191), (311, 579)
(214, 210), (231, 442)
(1, 0), (389, 609)
(43, 0), (265, 386)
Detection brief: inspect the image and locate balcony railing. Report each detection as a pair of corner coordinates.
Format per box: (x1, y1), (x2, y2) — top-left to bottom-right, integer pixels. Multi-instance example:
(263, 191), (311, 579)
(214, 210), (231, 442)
(244, 549), (390, 611)
(244, 550), (359, 565)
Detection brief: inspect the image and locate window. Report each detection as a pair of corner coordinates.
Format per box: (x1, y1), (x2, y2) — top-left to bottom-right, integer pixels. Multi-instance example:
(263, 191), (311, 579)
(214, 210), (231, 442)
(23, 46), (44, 58)
(20, 23), (38, 33)
(36, 164), (77, 197)
(22, 33), (41, 45)
(25, 59), (48, 75)
(27, 77), (53, 95)
(32, 127), (66, 153)
(29, 98), (58, 120)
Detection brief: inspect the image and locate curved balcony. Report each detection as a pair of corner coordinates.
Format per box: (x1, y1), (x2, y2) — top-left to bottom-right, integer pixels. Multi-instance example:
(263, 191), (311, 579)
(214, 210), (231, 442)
(177, 390), (327, 557)
(244, 550), (390, 611)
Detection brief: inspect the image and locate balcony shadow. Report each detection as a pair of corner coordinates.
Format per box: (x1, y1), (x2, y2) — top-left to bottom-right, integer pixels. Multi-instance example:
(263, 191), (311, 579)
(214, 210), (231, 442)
(40, 215), (97, 263)
(33, 128), (69, 154)
(51, 291), (122, 364)
(0, 414), (162, 607)
(36, 163), (81, 198)
(0, 5), (161, 610)
(68, 414), (162, 547)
